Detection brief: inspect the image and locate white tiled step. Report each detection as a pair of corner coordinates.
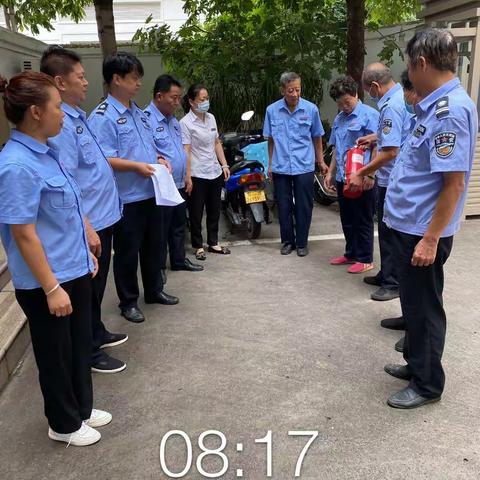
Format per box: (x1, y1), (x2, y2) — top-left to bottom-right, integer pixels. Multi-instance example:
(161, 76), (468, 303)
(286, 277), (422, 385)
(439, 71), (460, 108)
(0, 288), (29, 393)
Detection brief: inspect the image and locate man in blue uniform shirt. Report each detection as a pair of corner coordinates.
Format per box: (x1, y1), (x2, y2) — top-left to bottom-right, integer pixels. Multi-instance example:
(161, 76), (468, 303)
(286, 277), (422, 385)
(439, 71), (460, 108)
(351, 63), (411, 301)
(263, 72), (327, 257)
(384, 28), (478, 408)
(88, 52), (179, 324)
(41, 46), (128, 374)
(144, 75), (203, 273)
(380, 69), (420, 337)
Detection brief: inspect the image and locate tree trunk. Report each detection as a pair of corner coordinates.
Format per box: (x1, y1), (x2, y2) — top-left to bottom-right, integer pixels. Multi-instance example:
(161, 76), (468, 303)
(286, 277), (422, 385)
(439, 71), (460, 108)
(346, 0), (365, 100)
(3, 6), (18, 32)
(94, 0), (117, 59)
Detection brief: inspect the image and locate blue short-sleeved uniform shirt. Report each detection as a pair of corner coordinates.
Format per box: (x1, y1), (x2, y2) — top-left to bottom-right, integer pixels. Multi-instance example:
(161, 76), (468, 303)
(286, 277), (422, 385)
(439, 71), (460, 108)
(0, 130), (93, 289)
(87, 94), (158, 204)
(50, 103), (122, 231)
(376, 83), (411, 187)
(384, 78), (478, 238)
(144, 101), (186, 188)
(263, 97), (325, 175)
(328, 101), (379, 183)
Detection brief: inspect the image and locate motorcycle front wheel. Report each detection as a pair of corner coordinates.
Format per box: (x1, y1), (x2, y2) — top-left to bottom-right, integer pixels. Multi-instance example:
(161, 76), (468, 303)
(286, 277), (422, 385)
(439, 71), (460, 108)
(245, 206), (262, 239)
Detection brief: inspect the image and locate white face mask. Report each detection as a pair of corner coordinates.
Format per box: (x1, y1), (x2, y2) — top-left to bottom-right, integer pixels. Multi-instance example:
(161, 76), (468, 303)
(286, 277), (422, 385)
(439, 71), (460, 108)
(196, 100), (210, 113)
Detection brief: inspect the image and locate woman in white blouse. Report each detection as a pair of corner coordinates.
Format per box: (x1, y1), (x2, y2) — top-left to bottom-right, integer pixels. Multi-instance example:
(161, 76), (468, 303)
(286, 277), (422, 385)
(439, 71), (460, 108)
(180, 84), (231, 260)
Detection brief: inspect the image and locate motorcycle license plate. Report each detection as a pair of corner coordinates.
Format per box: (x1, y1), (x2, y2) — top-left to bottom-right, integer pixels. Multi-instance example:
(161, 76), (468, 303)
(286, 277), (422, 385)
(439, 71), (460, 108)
(244, 190), (266, 204)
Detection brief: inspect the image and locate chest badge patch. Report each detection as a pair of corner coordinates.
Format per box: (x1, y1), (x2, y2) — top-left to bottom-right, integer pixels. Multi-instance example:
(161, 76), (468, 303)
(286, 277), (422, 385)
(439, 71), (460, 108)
(76, 126), (83, 134)
(156, 126), (164, 132)
(413, 124), (426, 138)
(434, 131), (456, 158)
(117, 117), (127, 125)
(141, 117), (147, 123)
(382, 119), (392, 135)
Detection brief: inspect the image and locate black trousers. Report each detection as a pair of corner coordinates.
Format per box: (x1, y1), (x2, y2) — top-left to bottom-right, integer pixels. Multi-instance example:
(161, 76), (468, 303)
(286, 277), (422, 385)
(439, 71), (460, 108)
(168, 188), (188, 268)
(16, 274), (93, 434)
(273, 172), (314, 249)
(113, 198), (167, 309)
(392, 229), (453, 398)
(377, 186), (399, 290)
(91, 225), (114, 363)
(188, 175), (223, 249)
(336, 181), (375, 263)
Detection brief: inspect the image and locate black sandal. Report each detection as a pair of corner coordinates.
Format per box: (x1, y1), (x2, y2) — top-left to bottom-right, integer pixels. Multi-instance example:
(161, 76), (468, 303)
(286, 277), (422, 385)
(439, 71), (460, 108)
(208, 245), (231, 255)
(195, 248), (206, 261)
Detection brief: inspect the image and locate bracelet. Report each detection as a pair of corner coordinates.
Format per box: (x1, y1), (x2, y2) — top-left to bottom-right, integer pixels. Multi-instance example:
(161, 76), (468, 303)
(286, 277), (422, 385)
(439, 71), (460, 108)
(367, 175), (375, 180)
(45, 283), (60, 296)
(221, 165), (229, 170)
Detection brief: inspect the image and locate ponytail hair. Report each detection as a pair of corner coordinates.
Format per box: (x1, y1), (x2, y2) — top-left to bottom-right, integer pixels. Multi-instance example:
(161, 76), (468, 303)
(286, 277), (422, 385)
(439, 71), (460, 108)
(182, 83), (207, 113)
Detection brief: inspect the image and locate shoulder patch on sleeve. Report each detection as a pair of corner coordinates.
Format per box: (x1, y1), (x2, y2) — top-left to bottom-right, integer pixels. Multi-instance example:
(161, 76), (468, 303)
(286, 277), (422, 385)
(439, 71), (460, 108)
(382, 119), (392, 134)
(434, 131), (456, 157)
(435, 96), (449, 118)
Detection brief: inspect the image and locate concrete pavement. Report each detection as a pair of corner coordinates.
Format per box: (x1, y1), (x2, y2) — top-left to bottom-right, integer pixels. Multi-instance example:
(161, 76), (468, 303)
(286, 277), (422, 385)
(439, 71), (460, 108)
(1, 203), (480, 479)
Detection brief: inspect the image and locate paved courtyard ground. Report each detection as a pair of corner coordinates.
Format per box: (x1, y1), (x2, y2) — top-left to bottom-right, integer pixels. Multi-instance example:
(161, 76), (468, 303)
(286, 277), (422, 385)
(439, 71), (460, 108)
(1, 203), (480, 479)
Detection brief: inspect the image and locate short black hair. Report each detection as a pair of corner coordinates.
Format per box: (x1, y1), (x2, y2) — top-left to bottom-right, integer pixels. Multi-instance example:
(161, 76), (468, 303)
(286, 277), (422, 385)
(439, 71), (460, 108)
(40, 45), (81, 77)
(400, 69), (413, 91)
(329, 75), (358, 101)
(102, 51), (144, 85)
(153, 74), (182, 97)
(406, 28), (458, 73)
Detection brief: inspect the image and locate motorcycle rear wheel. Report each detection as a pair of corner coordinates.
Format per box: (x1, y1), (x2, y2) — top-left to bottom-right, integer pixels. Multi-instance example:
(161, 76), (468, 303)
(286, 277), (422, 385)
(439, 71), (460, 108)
(245, 206), (262, 239)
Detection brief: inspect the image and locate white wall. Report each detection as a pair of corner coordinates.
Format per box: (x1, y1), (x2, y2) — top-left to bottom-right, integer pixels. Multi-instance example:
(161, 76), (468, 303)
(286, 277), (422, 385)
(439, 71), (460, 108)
(0, 0), (188, 45)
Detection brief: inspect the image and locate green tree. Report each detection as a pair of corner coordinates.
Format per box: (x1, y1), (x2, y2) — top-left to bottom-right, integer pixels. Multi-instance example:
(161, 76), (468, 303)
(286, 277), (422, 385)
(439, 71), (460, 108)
(135, 0), (348, 130)
(0, 0), (117, 56)
(135, 0), (420, 129)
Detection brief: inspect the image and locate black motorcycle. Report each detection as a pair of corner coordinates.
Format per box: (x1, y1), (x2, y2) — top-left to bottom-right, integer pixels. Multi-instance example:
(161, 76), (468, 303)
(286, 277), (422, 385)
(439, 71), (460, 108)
(220, 112), (269, 239)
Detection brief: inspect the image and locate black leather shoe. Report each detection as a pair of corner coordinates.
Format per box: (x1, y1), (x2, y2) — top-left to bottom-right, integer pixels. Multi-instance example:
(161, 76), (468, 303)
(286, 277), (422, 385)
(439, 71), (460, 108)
(280, 243), (294, 255)
(395, 336), (405, 353)
(380, 316), (405, 330)
(371, 287), (399, 301)
(121, 306), (145, 323)
(171, 258), (204, 272)
(387, 387), (441, 409)
(363, 274), (382, 286)
(161, 269), (167, 285)
(384, 363), (412, 380)
(145, 291), (179, 305)
(297, 247), (309, 257)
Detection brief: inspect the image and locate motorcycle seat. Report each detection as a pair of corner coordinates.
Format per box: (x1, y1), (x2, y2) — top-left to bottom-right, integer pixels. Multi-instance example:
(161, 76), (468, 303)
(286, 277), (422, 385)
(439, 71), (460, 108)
(230, 160), (264, 175)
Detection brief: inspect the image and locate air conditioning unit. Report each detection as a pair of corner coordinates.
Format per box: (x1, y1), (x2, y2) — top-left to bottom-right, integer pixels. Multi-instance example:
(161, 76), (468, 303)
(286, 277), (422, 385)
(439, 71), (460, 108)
(21, 58), (40, 72)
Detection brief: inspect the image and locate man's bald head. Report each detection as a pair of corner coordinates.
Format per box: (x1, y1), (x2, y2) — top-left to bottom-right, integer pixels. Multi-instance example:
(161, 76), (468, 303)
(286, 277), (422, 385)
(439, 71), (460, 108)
(362, 63), (393, 88)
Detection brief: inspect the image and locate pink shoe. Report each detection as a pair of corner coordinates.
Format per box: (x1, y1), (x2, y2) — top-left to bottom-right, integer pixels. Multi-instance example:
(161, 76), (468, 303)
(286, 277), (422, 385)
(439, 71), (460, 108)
(330, 256), (355, 265)
(348, 262), (374, 274)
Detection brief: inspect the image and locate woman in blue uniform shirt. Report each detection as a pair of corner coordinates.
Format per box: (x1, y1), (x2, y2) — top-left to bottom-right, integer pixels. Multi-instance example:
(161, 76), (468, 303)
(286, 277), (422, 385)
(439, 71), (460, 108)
(0, 72), (111, 446)
(326, 76), (379, 274)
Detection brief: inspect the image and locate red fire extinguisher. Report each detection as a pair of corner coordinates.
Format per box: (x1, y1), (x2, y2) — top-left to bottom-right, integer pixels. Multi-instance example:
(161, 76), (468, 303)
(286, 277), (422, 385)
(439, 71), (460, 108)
(344, 146), (365, 199)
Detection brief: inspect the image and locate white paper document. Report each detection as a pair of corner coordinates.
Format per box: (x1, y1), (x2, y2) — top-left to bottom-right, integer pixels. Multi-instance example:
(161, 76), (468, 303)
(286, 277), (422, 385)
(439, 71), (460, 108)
(150, 164), (185, 206)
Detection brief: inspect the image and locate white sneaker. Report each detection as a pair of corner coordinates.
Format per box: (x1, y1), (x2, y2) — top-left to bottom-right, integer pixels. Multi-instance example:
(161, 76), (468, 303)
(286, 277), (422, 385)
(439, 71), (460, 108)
(48, 423), (101, 447)
(84, 409), (112, 428)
